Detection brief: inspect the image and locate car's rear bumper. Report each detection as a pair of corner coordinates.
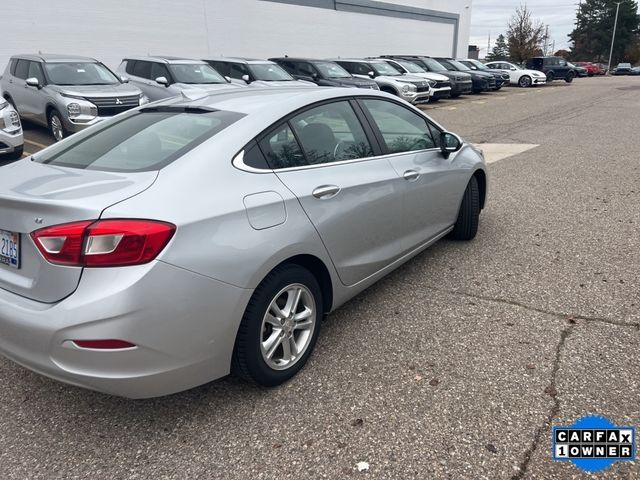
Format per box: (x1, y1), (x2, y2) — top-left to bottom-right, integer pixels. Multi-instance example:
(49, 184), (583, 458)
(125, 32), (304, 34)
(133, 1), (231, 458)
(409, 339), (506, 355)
(0, 261), (253, 398)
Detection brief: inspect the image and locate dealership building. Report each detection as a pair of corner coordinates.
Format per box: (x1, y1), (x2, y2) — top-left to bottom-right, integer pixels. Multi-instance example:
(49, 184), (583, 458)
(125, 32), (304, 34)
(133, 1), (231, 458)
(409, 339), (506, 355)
(1, 0), (472, 70)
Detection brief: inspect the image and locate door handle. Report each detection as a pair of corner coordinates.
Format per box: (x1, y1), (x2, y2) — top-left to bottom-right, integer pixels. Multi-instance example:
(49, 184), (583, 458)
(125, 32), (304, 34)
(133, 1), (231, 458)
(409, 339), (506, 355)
(403, 170), (420, 182)
(312, 185), (341, 199)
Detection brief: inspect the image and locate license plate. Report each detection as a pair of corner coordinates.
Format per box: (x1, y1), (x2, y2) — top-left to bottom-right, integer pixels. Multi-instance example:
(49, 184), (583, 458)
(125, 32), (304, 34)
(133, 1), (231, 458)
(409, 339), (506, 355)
(0, 229), (20, 269)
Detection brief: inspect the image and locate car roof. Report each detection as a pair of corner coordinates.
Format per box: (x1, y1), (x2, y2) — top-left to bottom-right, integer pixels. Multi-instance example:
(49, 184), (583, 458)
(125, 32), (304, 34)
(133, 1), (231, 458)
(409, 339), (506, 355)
(270, 57), (336, 64)
(154, 86), (393, 120)
(11, 53), (99, 63)
(328, 58), (386, 64)
(123, 56), (207, 65)
(204, 57), (275, 65)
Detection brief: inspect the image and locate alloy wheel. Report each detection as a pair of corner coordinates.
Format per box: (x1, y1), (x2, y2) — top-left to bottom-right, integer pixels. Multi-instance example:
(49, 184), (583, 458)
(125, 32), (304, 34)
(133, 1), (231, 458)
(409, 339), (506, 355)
(260, 284), (316, 371)
(50, 114), (64, 141)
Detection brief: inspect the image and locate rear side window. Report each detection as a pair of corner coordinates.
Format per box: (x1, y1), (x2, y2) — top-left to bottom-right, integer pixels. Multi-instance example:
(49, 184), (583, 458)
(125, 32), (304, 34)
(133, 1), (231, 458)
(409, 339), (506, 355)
(132, 61), (152, 79)
(290, 101), (373, 165)
(362, 99), (436, 154)
(258, 123), (305, 169)
(34, 108), (245, 172)
(13, 60), (30, 79)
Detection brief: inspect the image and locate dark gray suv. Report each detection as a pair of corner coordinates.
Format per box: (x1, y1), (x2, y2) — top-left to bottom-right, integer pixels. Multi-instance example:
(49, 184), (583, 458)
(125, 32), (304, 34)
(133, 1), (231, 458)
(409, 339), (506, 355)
(1, 54), (146, 141)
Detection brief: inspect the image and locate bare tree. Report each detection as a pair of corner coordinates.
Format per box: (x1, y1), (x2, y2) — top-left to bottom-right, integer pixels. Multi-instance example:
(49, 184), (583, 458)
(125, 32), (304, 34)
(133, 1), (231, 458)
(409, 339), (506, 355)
(507, 4), (546, 63)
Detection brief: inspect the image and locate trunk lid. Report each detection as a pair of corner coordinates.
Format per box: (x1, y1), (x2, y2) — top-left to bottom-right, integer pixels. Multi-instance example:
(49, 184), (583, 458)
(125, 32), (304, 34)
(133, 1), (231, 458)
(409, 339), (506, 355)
(0, 160), (157, 303)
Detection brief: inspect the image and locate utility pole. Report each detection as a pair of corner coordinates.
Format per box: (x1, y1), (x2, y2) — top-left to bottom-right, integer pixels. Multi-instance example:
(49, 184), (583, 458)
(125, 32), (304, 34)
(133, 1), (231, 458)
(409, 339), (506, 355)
(544, 25), (549, 55)
(488, 31), (491, 56)
(607, 2), (621, 74)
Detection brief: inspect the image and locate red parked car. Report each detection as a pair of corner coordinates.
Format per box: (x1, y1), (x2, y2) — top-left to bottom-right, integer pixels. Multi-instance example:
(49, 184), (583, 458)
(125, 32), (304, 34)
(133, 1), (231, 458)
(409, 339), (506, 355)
(574, 62), (603, 76)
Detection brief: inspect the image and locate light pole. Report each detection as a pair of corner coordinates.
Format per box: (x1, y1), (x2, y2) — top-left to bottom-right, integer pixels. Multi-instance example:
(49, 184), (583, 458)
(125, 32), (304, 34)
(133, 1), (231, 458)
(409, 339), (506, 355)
(607, 2), (621, 74)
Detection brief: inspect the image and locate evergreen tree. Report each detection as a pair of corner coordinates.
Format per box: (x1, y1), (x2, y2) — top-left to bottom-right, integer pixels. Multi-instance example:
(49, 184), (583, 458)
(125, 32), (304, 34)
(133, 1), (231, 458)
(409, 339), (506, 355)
(485, 34), (509, 61)
(569, 0), (640, 63)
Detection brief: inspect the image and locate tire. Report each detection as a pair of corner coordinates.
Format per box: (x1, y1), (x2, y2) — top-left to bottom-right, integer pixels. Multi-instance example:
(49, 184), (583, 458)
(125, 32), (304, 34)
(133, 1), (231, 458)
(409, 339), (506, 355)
(48, 109), (67, 142)
(450, 92), (461, 98)
(546, 72), (555, 82)
(449, 176), (480, 241)
(3, 95), (16, 109)
(565, 72), (575, 83)
(519, 75), (532, 88)
(232, 264), (323, 387)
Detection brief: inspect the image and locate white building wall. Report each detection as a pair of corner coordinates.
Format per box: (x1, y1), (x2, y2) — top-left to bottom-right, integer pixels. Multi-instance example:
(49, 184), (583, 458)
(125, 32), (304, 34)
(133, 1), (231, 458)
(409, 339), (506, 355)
(0, 0), (471, 71)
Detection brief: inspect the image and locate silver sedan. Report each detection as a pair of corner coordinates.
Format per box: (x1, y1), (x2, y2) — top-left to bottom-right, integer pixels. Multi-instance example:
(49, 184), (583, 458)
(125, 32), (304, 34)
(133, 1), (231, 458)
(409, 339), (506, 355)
(0, 87), (487, 398)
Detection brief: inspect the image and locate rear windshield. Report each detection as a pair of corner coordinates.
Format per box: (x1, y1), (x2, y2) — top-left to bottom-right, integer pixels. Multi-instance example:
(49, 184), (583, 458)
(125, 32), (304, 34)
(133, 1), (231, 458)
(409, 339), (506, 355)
(33, 108), (244, 172)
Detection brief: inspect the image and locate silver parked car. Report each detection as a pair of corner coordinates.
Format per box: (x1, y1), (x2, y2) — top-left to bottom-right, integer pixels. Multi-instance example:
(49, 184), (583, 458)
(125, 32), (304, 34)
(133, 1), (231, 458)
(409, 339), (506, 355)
(117, 56), (243, 101)
(0, 87), (487, 398)
(1, 54), (147, 141)
(0, 96), (23, 159)
(204, 57), (316, 87)
(330, 59), (432, 104)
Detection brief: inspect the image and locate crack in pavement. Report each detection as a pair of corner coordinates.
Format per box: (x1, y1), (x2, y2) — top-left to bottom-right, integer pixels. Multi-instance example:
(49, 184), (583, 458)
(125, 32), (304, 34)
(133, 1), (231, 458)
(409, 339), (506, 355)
(422, 286), (640, 330)
(418, 286), (638, 478)
(511, 324), (574, 480)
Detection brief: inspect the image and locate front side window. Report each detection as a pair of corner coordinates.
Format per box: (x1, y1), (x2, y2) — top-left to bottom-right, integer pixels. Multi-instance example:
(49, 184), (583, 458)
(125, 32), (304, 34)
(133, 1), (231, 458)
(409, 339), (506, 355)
(168, 63), (226, 84)
(290, 101), (373, 165)
(27, 62), (45, 83)
(258, 123), (305, 169)
(34, 108), (244, 172)
(132, 61), (152, 79)
(362, 99), (436, 154)
(228, 63), (248, 80)
(247, 63), (293, 81)
(44, 62), (120, 85)
(150, 63), (171, 82)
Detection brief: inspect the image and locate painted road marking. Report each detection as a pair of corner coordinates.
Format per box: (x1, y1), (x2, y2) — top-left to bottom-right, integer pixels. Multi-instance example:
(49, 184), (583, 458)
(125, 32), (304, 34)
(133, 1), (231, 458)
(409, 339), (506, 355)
(474, 143), (539, 164)
(24, 139), (49, 149)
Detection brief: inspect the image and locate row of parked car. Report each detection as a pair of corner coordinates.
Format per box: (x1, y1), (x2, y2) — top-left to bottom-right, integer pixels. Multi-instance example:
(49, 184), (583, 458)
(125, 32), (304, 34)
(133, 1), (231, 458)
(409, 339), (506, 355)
(0, 52), (636, 159)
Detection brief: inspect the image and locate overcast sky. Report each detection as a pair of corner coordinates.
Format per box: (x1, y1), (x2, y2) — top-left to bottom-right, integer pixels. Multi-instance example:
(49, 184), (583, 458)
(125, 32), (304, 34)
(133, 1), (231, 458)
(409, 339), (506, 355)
(470, 0), (579, 56)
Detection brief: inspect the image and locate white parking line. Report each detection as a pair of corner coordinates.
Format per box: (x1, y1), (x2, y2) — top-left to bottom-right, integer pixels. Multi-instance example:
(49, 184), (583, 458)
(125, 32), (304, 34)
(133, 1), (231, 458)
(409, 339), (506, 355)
(474, 143), (539, 163)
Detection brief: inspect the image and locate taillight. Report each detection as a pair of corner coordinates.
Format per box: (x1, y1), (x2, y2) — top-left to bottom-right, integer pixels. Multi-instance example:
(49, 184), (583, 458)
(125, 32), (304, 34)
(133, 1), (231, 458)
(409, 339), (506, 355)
(31, 219), (175, 267)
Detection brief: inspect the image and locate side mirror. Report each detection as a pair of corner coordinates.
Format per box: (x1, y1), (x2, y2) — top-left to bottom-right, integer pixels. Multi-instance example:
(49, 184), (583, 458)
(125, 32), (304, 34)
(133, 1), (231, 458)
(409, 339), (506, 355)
(241, 74), (251, 83)
(440, 132), (463, 158)
(224, 76), (232, 83)
(510, 67), (517, 71)
(26, 77), (40, 88)
(368, 71), (376, 79)
(120, 75), (130, 83)
(155, 76), (169, 86)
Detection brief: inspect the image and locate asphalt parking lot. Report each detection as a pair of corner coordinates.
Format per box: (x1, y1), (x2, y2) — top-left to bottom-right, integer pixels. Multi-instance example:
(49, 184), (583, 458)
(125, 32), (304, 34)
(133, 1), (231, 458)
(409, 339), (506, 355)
(1, 77), (639, 479)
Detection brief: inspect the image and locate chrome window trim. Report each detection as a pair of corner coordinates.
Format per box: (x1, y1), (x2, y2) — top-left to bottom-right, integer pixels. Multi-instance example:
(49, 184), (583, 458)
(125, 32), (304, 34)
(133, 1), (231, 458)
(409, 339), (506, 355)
(233, 146), (447, 174)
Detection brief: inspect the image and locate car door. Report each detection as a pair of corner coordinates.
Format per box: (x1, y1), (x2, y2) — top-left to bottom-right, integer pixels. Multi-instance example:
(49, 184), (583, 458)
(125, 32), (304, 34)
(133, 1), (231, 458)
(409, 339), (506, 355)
(265, 99), (406, 286)
(22, 61), (46, 121)
(7, 59), (30, 118)
(358, 98), (463, 248)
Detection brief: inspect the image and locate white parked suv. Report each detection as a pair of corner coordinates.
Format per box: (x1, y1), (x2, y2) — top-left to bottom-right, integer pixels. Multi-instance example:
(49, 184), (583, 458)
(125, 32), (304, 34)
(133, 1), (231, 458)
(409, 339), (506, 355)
(485, 61), (547, 88)
(0, 96), (24, 160)
(331, 59), (432, 104)
(374, 57), (451, 101)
